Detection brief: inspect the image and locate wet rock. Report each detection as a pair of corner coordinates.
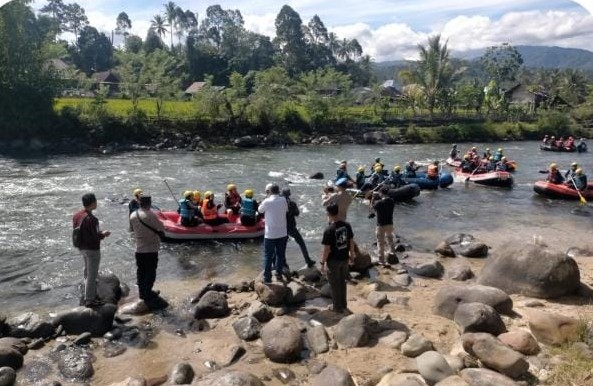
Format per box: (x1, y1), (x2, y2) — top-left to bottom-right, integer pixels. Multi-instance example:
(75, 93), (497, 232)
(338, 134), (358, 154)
(309, 172), (324, 180)
(94, 273), (123, 305)
(498, 330), (540, 355)
(232, 317), (261, 341)
(405, 259), (444, 279)
(246, 301), (274, 323)
(401, 334), (434, 358)
(254, 282), (287, 307)
(433, 285), (513, 320)
(285, 282), (306, 305)
(459, 368), (518, 386)
(193, 369), (264, 386)
(260, 317), (302, 363)
(526, 309), (581, 345)
(458, 243), (488, 258)
(416, 351), (454, 385)
(435, 242), (456, 257)
(0, 367), (16, 386)
(477, 244), (580, 299)
(351, 246), (373, 272)
(21, 360), (51, 383)
(0, 338), (28, 355)
(320, 283), (332, 298)
(335, 314), (371, 348)
(118, 326), (151, 348)
(306, 325), (329, 354)
(27, 338), (44, 350)
(434, 375), (469, 386)
(73, 332), (92, 346)
(119, 300), (149, 315)
(376, 372), (427, 386)
(6, 312), (53, 339)
(367, 292), (389, 308)
(103, 342), (126, 358)
(386, 253), (400, 265)
(447, 266), (474, 281)
(189, 283), (229, 304)
(298, 266), (322, 282)
(312, 365), (355, 386)
(0, 348), (23, 370)
(272, 368), (295, 384)
(233, 136), (259, 148)
(51, 304), (117, 337)
(462, 333), (528, 379)
(392, 273), (412, 287)
(193, 291), (229, 319)
(453, 303), (506, 335)
(170, 362), (194, 384)
(58, 350), (94, 380)
(220, 344), (245, 367)
(445, 234), (475, 245)
(378, 330), (408, 350)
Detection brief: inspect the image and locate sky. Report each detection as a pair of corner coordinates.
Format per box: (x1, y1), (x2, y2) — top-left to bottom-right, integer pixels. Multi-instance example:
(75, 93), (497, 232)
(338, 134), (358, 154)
(2, 0), (593, 61)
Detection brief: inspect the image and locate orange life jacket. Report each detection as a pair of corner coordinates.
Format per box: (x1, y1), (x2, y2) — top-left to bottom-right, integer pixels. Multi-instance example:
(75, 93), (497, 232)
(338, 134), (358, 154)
(201, 199), (218, 220)
(427, 164), (438, 179)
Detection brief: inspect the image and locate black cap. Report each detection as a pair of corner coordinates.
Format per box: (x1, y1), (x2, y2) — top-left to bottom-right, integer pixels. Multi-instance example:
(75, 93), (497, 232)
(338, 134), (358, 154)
(281, 187), (291, 197)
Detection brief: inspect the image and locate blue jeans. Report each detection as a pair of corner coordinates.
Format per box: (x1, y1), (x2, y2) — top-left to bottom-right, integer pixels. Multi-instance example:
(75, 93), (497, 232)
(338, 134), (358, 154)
(263, 236), (288, 282)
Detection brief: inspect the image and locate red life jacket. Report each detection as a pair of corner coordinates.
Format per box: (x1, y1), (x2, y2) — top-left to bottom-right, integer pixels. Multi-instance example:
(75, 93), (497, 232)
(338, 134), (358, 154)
(201, 199), (218, 220)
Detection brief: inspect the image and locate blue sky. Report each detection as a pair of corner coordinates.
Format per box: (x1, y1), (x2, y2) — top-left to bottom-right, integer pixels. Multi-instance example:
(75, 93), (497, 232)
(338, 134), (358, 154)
(4, 0), (592, 60)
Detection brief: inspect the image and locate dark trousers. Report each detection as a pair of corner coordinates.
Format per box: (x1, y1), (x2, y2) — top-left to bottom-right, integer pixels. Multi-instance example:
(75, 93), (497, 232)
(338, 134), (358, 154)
(135, 252), (158, 300)
(240, 215), (256, 226)
(288, 227), (313, 266)
(263, 236), (287, 282)
(327, 259), (349, 312)
(204, 217), (229, 226)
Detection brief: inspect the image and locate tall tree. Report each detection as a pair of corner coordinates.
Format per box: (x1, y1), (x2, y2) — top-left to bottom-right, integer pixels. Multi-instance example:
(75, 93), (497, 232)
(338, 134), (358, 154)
(144, 27), (165, 53)
(115, 12), (132, 43)
(274, 5), (309, 76)
(150, 15), (168, 40)
(39, 0), (65, 38)
(480, 43), (523, 85)
(63, 2), (88, 43)
(72, 26), (113, 74)
(163, 1), (177, 48)
(125, 34), (143, 53)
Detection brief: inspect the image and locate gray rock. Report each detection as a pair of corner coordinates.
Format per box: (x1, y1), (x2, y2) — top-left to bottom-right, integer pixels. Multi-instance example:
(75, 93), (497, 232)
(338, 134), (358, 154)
(0, 348), (23, 370)
(367, 292), (389, 308)
(285, 282), (307, 305)
(526, 309), (581, 345)
(462, 333), (528, 379)
(378, 330), (408, 349)
(254, 282), (287, 307)
(0, 367), (16, 386)
(434, 375), (469, 386)
(232, 317), (261, 341)
(405, 259), (444, 278)
(27, 338), (44, 350)
(453, 303), (507, 335)
(458, 243), (488, 258)
(309, 172), (324, 180)
(445, 234), (475, 246)
(0, 338), (28, 355)
(320, 283), (332, 298)
(103, 342), (127, 358)
(392, 273), (412, 287)
(307, 359), (328, 375)
(118, 300), (149, 315)
(94, 273), (123, 305)
(6, 313), (53, 339)
(73, 332), (92, 346)
(20, 360), (51, 383)
(170, 362), (194, 384)
(58, 350), (93, 380)
(189, 283), (229, 304)
(401, 334), (434, 358)
(312, 365), (355, 386)
(435, 242), (456, 257)
(260, 317), (302, 363)
(335, 314), (371, 348)
(352, 245), (373, 272)
(51, 304), (117, 336)
(193, 291), (229, 319)
(443, 355), (465, 373)
(477, 243), (580, 299)
(246, 301), (274, 323)
(298, 266), (322, 282)
(459, 368), (518, 386)
(306, 325), (329, 354)
(376, 372), (427, 386)
(447, 266), (474, 281)
(433, 285), (513, 320)
(220, 344), (246, 367)
(193, 369), (264, 386)
(272, 368), (295, 384)
(416, 351), (454, 385)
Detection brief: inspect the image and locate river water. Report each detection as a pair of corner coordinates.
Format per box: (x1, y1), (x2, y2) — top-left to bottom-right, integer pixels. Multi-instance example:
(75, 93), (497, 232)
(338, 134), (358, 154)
(1, 141), (591, 313)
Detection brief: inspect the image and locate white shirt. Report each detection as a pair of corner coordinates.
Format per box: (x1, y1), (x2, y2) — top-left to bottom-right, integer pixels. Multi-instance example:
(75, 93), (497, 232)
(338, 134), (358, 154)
(258, 194), (288, 239)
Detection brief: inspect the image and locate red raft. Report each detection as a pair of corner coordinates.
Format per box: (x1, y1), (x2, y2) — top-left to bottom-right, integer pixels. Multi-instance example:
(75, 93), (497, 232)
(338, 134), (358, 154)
(156, 211), (265, 241)
(454, 169), (514, 187)
(533, 181), (593, 200)
(446, 157), (517, 172)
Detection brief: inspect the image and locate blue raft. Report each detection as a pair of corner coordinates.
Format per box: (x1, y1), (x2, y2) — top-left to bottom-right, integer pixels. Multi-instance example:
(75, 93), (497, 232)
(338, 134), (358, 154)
(403, 172), (454, 190)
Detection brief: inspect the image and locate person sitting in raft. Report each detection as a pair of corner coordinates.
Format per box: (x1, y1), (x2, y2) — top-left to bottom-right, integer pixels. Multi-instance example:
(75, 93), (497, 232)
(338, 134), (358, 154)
(427, 161), (439, 180)
(405, 160), (420, 178)
(224, 184), (242, 215)
(547, 163), (565, 184)
(372, 157), (385, 171)
(460, 155), (473, 172)
(355, 166), (369, 190)
(201, 191), (230, 226)
(129, 188), (143, 214)
(565, 162), (578, 179)
(566, 136), (575, 150)
(483, 148), (492, 160)
(542, 135), (550, 146)
(493, 148), (504, 162)
(556, 137), (565, 149)
(193, 190), (204, 221)
(449, 144), (458, 159)
(336, 161), (355, 186)
(567, 168), (587, 191)
(359, 164), (385, 192)
(468, 146), (478, 158)
(486, 156), (497, 171)
(549, 136), (557, 148)
(496, 157), (509, 172)
(239, 189), (259, 226)
(179, 191), (200, 227)
(387, 165), (406, 188)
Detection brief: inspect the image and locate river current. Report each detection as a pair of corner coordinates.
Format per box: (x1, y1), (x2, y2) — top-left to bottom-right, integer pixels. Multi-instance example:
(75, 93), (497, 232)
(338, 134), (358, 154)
(1, 141), (591, 313)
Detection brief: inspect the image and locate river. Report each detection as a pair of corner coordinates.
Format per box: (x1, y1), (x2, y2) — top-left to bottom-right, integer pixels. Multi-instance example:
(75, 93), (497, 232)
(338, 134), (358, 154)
(0, 141), (591, 313)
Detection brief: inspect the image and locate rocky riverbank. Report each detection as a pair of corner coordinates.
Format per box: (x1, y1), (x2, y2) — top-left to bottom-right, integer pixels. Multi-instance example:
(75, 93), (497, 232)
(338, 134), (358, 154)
(1, 235), (593, 386)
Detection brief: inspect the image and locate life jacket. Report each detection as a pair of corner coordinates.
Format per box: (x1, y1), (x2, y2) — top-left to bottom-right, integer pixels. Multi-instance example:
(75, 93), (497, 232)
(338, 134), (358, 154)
(496, 162), (507, 171)
(201, 199), (218, 220)
(226, 191), (241, 206)
(427, 164), (438, 179)
(240, 198), (256, 217)
(178, 199), (194, 219)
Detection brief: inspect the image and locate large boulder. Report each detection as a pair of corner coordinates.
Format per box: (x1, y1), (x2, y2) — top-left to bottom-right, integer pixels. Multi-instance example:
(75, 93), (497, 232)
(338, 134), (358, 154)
(254, 282), (287, 307)
(0, 348), (23, 370)
(58, 350), (94, 380)
(51, 304), (117, 336)
(458, 243), (488, 258)
(6, 313), (53, 339)
(189, 283), (229, 304)
(334, 314), (371, 348)
(447, 265), (474, 281)
(246, 301), (274, 323)
(462, 333), (528, 379)
(193, 369), (264, 386)
(306, 325), (329, 354)
(0, 367), (16, 386)
(0, 338), (28, 355)
(459, 368), (518, 386)
(453, 303), (506, 335)
(285, 282), (307, 305)
(498, 330), (540, 355)
(193, 291), (229, 319)
(405, 259), (444, 279)
(435, 242), (456, 257)
(232, 317), (261, 341)
(312, 365), (355, 386)
(351, 245), (372, 272)
(416, 351), (454, 385)
(477, 244), (580, 299)
(526, 309), (581, 345)
(433, 285), (513, 320)
(95, 273), (123, 305)
(260, 317), (302, 363)
(445, 234), (475, 245)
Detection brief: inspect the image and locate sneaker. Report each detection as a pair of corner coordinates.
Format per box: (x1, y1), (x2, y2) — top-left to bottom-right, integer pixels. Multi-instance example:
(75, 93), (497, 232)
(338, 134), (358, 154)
(307, 260), (317, 268)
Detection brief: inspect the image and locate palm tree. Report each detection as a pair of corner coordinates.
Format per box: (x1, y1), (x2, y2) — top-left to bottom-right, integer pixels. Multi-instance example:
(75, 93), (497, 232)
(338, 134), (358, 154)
(163, 1), (177, 48)
(151, 14), (168, 40)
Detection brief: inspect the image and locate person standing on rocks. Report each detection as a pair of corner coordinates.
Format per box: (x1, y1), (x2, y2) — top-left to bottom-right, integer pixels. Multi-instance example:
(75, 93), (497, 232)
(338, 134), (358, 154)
(129, 195), (167, 309)
(320, 203), (355, 313)
(371, 187), (398, 266)
(282, 187), (315, 268)
(258, 183), (289, 283)
(322, 178), (353, 222)
(73, 193), (110, 308)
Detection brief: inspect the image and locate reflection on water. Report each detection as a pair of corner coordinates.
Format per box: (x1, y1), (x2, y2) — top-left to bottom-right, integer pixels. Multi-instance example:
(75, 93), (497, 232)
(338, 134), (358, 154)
(0, 141), (591, 312)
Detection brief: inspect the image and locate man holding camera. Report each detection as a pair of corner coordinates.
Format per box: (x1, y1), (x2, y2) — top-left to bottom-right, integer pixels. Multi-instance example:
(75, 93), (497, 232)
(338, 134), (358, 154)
(371, 187), (398, 266)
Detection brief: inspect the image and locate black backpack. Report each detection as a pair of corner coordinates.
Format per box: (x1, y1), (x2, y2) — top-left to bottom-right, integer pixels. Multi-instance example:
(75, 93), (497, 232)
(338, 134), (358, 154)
(72, 214), (88, 248)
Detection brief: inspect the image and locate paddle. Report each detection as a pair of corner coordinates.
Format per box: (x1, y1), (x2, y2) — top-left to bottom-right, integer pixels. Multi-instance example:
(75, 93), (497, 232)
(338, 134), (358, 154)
(569, 175), (587, 205)
(464, 166), (481, 182)
(163, 179), (181, 208)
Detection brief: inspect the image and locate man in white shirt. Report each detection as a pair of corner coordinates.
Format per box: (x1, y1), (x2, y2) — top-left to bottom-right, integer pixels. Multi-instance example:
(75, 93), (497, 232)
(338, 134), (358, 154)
(258, 183), (288, 283)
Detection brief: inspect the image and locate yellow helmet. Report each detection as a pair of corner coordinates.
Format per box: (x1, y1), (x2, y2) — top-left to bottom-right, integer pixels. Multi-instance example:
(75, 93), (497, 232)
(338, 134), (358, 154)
(394, 165), (401, 172)
(193, 190), (201, 200)
(576, 168), (583, 175)
(488, 156), (494, 161)
(183, 190), (193, 199)
(374, 164), (383, 172)
(549, 163), (558, 169)
(227, 184), (236, 191)
(472, 147), (477, 150)
(486, 148), (490, 151)
(497, 148), (503, 152)
(133, 188), (143, 197)
(204, 191), (213, 198)
(464, 155), (470, 160)
(357, 166), (365, 173)
(244, 189), (254, 198)
(501, 156), (507, 161)
(571, 162), (578, 167)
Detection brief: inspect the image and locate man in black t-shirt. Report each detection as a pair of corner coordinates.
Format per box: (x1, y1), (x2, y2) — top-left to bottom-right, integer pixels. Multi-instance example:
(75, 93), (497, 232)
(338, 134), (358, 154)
(372, 187), (397, 265)
(320, 203), (355, 314)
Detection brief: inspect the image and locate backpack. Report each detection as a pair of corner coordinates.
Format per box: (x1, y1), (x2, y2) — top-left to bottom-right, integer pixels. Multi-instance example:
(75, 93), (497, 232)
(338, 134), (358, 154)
(72, 214), (88, 248)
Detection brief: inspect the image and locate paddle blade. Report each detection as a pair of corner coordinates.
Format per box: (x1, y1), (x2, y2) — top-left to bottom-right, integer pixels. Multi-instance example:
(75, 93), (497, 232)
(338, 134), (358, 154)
(580, 196), (587, 205)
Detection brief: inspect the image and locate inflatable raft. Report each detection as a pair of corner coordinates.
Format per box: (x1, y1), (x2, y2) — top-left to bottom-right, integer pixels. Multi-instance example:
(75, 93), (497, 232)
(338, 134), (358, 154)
(347, 183), (421, 202)
(454, 169), (514, 187)
(533, 181), (593, 200)
(156, 211), (264, 241)
(403, 172), (454, 189)
(446, 157), (517, 172)
(539, 144), (587, 153)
